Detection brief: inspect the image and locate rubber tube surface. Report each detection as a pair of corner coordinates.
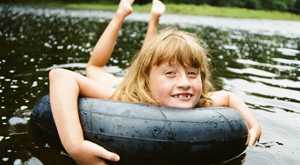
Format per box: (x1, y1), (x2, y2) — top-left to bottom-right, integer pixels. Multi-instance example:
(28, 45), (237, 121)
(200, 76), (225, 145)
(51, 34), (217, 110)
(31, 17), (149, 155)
(31, 95), (248, 164)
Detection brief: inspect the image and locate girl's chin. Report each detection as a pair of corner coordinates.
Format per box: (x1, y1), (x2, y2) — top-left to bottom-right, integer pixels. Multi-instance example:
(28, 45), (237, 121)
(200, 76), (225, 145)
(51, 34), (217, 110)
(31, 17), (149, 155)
(172, 104), (194, 109)
(164, 102), (196, 109)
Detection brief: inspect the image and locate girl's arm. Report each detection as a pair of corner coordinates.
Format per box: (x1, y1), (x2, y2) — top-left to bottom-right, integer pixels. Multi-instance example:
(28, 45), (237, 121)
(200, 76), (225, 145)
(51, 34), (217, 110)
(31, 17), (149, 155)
(49, 69), (118, 165)
(142, 0), (165, 49)
(210, 90), (262, 146)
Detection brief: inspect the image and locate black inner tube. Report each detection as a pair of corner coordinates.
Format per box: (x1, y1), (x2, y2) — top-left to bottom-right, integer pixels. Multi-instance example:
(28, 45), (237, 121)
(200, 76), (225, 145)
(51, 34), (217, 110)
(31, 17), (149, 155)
(30, 95), (248, 165)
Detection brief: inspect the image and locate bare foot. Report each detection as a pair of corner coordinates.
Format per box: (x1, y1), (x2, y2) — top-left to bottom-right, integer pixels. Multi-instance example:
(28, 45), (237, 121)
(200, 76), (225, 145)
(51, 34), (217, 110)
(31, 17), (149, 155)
(116, 0), (135, 18)
(151, 0), (166, 17)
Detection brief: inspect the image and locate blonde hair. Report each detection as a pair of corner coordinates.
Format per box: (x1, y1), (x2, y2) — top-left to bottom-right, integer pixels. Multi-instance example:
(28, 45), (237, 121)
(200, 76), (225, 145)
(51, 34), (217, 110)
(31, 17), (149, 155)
(111, 28), (214, 107)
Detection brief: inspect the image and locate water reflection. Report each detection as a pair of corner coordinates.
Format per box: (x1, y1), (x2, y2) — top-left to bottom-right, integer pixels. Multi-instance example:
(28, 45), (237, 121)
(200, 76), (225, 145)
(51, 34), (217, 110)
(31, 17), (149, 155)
(1, 5), (300, 165)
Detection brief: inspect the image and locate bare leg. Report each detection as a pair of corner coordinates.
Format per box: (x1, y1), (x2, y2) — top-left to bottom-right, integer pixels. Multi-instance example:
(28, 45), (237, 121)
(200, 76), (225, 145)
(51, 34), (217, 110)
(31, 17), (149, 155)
(142, 0), (166, 48)
(88, 0), (135, 67)
(86, 0), (135, 85)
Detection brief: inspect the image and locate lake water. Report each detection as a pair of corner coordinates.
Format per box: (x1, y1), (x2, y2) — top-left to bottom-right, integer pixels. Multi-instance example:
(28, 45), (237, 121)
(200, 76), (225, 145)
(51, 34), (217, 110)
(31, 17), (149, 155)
(0, 5), (300, 165)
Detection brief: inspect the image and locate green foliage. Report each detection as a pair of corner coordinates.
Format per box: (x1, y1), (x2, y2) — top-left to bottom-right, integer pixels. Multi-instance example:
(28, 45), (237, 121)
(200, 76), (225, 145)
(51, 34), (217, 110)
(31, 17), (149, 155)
(164, 0), (299, 14)
(244, 0), (261, 9)
(273, 0), (288, 10)
(261, 0), (288, 10)
(296, 0), (300, 13)
(3, 0), (299, 14)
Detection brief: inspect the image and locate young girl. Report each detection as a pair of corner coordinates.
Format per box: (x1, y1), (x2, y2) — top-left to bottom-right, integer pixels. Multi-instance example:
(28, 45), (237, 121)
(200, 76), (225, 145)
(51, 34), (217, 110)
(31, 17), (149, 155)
(49, 0), (262, 164)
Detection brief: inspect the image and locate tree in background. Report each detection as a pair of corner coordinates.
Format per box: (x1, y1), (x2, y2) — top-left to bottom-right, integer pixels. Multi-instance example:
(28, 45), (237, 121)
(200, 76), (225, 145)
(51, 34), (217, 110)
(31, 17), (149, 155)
(244, 0), (261, 9)
(296, 0), (300, 13)
(5, 0), (298, 14)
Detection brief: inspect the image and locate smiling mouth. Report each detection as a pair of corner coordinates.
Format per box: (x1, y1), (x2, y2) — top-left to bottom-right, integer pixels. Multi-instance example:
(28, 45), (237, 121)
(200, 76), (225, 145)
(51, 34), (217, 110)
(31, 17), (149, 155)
(171, 94), (193, 100)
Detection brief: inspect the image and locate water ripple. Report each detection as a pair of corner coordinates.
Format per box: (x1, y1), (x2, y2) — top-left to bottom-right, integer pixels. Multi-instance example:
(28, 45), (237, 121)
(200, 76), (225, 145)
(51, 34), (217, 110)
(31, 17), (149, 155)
(223, 78), (300, 113)
(227, 67), (277, 78)
(236, 59), (295, 71)
(249, 76), (300, 89)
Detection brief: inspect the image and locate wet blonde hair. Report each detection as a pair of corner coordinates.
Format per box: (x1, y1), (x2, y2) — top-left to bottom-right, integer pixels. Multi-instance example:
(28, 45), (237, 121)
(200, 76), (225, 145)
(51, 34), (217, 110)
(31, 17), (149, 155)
(111, 28), (214, 107)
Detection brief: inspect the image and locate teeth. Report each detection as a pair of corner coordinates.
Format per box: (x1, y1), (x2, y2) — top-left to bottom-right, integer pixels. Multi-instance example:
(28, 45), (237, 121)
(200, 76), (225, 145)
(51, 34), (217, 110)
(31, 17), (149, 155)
(173, 94), (192, 99)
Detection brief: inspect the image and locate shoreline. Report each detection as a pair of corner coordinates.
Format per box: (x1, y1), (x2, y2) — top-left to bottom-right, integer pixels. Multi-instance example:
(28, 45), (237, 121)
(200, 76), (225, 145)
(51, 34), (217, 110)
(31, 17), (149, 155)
(1, 2), (300, 21)
(2, 5), (300, 38)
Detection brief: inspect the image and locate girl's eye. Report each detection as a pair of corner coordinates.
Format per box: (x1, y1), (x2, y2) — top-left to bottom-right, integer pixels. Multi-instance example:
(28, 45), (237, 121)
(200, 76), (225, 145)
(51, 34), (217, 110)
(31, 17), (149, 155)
(165, 71), (176, 77)
(187, 71), (198, 78)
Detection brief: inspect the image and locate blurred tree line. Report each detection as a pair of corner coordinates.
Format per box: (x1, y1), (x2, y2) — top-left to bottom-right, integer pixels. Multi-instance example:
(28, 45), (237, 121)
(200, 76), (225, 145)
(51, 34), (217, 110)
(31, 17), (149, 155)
(163, 0), (299, 14)
(3, 0), (300, 14)
(65, 0), (300, 14)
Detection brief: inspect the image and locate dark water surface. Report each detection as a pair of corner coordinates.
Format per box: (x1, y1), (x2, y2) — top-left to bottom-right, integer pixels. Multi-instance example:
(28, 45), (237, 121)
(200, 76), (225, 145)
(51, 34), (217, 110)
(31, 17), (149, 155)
(0, 5), (300, 165)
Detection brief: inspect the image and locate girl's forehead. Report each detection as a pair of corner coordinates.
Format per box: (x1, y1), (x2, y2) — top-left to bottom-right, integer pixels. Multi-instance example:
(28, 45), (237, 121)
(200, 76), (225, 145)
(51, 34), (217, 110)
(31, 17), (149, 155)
(155, 61), (179, 68)
(154, 61), (197, 70)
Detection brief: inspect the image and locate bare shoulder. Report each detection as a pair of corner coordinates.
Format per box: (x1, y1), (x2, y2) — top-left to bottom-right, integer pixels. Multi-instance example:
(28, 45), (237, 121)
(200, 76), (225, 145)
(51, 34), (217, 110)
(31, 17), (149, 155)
(208, 90), (231, 107)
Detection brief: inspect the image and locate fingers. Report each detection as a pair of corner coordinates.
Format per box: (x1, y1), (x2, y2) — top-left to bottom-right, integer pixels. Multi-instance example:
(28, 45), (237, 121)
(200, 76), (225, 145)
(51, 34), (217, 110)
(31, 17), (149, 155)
(247, 134), (256, 146)
(247, 128), (260, 146)
(84, 141), (120, 162)
(97, 147), (120, 162)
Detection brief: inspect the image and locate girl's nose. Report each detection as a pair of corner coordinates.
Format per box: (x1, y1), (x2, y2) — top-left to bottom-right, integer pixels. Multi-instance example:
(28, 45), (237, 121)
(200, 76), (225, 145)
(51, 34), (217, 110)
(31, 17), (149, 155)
(177, 74), (191, 90)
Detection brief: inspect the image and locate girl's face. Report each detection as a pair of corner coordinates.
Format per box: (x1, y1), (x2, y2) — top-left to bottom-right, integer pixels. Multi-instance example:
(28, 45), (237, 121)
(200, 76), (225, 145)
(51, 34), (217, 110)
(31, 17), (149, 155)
(149, 62), (202, 108)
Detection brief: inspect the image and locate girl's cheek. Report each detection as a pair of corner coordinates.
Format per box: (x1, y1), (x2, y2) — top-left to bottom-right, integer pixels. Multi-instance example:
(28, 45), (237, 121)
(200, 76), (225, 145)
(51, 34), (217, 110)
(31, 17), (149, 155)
(158, 81), (174, 93)
(162, 79), (175, 87)
(193, 79), (203, 90)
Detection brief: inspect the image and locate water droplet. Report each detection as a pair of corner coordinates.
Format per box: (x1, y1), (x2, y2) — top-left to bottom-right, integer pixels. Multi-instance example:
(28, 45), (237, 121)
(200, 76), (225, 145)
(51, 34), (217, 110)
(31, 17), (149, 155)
(44, 42), (52, 48)
(25, 157), (43, 165)
(21, 80), (28, 84)
(277, 48), (299, 56)
(2, 157), (9, 162)
(20, 106), (28, 110)
(10, 85), (19, 89)
(32, 81), (38, 87)
(45, 143), (50, 148)
(13, 159), (22, 165)
(9, 117), (28, 125)
(1, 116), (6, 120)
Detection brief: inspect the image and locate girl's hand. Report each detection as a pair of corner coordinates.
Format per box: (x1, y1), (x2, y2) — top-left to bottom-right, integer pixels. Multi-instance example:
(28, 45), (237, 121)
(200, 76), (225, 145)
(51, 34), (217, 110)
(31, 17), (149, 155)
(70, 140), (120, 165)
(116, 0), (135, 18)
(151, 0), (166, 17)
(247, 126), (262, 146)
